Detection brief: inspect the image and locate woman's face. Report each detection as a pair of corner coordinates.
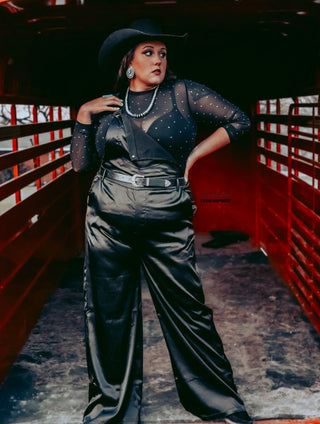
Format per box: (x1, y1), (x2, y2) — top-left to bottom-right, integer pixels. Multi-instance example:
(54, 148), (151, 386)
(129, 41), (167, 91)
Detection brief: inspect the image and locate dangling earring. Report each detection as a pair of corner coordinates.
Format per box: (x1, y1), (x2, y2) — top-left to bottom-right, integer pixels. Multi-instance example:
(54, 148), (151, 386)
(126, 66), (135, 80)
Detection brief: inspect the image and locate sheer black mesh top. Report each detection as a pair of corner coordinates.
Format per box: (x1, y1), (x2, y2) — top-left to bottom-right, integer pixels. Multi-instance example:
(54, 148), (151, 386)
(71, 79), (251, 174)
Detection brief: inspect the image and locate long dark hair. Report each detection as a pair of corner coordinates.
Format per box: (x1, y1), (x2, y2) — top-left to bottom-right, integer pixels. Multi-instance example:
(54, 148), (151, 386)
(113, 42), (177, 96)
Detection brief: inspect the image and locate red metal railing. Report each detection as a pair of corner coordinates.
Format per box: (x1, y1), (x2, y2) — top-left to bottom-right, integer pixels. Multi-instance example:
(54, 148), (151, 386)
(0, 97), (85, 382)
(287, 100), (320, 332)
(254, 94), (320, 333)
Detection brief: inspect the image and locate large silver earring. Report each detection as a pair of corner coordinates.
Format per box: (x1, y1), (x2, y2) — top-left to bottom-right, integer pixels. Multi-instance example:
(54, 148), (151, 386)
(126, 66), (135, 79)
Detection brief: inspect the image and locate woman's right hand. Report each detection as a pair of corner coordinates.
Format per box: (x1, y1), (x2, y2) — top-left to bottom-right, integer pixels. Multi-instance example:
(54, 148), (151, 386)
(76, 95), (123, 124)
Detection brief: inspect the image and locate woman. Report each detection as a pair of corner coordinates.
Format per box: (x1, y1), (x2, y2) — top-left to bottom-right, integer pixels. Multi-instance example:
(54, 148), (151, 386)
(71, 19), (252, 424)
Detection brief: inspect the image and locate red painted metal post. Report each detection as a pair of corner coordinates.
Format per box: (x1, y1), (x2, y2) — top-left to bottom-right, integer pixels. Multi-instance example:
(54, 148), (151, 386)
(70, 106), (77, 122)
(293, 97), (299, 177)
(58, 106), (65, 175)
(32, 105), (41, 190)
(49, 106), (56, 179)
(287, 103), (293, 270)
(11, 104), (20, 203)
(276, 99), (281, 172)
(255, 101), (261, 245)
(266, 99), (271, 168)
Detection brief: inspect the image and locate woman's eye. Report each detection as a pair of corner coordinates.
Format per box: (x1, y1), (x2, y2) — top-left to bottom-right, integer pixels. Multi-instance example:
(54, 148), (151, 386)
(143, 50), (153, 56)
(160, 52), (167, 58)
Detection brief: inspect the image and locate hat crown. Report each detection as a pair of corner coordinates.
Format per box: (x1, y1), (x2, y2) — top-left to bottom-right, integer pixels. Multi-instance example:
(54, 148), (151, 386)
(129, 19), (163, 36)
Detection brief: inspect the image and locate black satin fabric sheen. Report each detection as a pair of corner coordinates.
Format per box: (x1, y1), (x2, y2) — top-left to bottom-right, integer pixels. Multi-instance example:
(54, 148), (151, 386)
(83, 170), (246, 423)
(75, 85), (251, 423)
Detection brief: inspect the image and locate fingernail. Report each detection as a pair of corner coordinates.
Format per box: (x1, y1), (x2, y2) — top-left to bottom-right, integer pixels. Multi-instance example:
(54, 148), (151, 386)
(102, 94), (112, 98)
(184, 177), (188, 183)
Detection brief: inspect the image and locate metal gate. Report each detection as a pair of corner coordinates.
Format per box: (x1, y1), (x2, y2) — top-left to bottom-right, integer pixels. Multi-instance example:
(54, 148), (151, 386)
(255, 95), (320, 333)
(287, 100), (320, 332)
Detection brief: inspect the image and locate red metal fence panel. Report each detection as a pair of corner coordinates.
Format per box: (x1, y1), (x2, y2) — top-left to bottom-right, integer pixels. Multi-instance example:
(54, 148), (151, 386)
(287, 100), (320, 333)
(0, 99), (85, 382)
(254, 95), (320, 334)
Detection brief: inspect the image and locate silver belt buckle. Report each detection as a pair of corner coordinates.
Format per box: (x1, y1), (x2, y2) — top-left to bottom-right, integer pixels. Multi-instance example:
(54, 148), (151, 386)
(132, 174), (145, 187)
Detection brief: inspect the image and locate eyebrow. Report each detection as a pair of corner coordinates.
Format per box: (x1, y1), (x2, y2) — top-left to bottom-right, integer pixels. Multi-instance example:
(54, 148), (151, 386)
(142, 45), (167, 50)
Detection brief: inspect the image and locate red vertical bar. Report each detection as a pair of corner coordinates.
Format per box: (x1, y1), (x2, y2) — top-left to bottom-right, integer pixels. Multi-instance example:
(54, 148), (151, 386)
(33, 105), (41, 190)
(276, 99), (281, 172)
(255, 101), (261, 246)
(70, 106), (77, 121)
(266, 100), (271, 168)
(11, 104), (21, 203)
(287, 103), (294, 282)
(293, 97), (299, 177)
(311, 104), (317, 285)
(49, 106), (57, 179)
(58, 106), (65, 174)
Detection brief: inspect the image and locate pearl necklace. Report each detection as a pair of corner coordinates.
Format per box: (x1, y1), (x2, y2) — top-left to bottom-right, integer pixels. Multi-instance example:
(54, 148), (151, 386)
(125, 85), (159, 118)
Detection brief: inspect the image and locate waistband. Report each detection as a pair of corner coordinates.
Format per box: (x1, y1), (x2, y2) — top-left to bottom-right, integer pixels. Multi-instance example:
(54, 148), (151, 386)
(99, 167), (187, 188)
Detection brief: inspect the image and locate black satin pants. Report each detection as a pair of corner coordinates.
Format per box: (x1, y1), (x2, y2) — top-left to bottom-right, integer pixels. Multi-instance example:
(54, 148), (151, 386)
(83, 169), (246, 424)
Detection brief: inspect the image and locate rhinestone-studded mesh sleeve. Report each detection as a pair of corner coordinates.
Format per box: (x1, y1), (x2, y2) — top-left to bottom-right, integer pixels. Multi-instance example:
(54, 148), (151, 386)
(184, 80), (251, 142)
(70, 121), (100, 173)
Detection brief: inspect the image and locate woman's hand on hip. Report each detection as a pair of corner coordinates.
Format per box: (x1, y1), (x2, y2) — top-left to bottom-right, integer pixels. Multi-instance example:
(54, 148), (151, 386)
(76, 95), (123, 124)
(184, 127), (231, 180)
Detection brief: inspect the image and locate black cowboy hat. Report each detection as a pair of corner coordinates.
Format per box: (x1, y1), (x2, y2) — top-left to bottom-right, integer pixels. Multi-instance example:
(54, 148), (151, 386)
(98, 19), (187, 74)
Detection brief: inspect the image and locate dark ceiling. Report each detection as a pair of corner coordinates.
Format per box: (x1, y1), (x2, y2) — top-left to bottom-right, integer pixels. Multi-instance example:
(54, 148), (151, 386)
(0, 0), (320, 108)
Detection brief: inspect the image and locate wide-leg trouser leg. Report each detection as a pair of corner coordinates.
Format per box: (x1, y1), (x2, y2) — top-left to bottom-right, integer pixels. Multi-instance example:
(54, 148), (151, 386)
(140, 215), (246, 420)
(83, 199), (143, 424)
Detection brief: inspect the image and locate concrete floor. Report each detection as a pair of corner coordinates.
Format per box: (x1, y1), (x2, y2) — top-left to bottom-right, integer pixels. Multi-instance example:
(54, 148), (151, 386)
(1, 235), (320, 424)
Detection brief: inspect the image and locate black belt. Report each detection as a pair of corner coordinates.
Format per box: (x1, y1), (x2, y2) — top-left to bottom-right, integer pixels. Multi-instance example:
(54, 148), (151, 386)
(99, 168), (186, 188)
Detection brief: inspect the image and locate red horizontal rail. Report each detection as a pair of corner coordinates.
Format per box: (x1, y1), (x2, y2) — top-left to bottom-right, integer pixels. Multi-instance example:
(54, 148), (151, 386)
(256, 130), (288, 146)
(289, 257), (320, 309)
(292, 197), (320, 230)
(0, 217), (76, 335)
(1, 195), (73, 290)
(290, 222), (319, 259)
(0, 153), (70, 201)
(0, 169), (74, 249)
(256, 113), (290, 124)
(291, 148), (319, 164)
(288, 280), (320, 334)
(0, 120), (74, 142)
(291, 179), (320, 209)
(290, 238), (320, 283)
(290, 246), (313, 283)
(291, 157), (320, 179)
(291, 137), (320, 153)
(259, 215), (287, 247)
(0, 136), (71, 170)
(257, 113), (320, 127)
(260, 197), (288, 226)
(258, 164), (288, 192)
(257, 146), (289, 167)
(290, 128), (320, 139)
